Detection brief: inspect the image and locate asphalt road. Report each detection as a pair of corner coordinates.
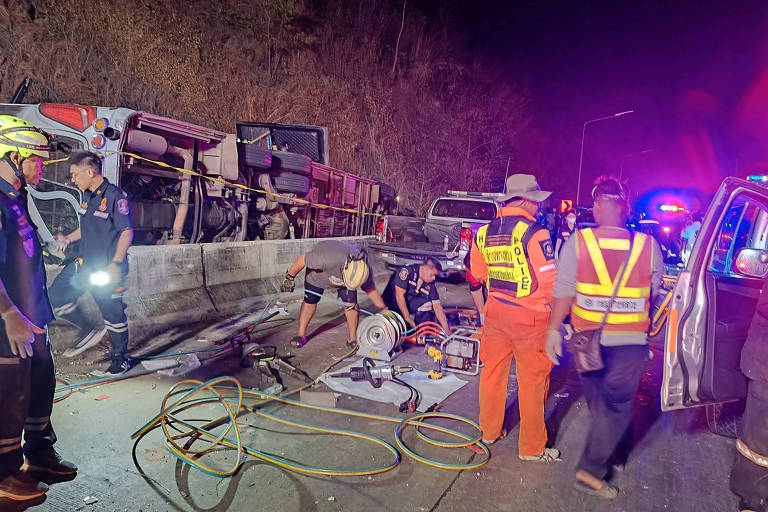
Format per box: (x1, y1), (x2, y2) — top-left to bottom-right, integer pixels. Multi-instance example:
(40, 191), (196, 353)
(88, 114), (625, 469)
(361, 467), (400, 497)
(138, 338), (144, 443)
(2, 280), (740, 512)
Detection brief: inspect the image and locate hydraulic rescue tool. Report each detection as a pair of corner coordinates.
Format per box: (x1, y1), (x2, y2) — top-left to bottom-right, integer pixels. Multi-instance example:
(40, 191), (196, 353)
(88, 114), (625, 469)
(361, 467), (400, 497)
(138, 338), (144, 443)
(331, 357), (421, 412)
(424, 326), (482, 379)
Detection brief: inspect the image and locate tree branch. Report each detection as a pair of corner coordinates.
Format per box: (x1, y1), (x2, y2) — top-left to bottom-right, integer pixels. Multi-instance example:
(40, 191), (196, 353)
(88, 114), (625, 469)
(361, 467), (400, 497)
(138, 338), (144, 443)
(391, 0), (407, 77)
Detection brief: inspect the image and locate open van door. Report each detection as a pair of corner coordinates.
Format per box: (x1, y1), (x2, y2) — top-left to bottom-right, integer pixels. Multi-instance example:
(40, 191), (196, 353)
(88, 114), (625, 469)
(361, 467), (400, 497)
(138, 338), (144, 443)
(662, 178), (768, 412)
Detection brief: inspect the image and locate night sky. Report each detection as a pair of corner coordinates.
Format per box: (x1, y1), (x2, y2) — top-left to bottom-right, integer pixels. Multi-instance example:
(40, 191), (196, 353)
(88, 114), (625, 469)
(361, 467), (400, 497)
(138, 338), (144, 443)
(444, 0), (768, 206)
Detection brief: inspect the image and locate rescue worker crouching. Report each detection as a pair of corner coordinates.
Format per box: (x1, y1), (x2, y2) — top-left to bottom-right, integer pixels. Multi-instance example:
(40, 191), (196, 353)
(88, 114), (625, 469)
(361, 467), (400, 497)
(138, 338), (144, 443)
(0, 115), (76, 501)
(383, 258), (450, 333)
(470, 173), (560, 461)
(48, 152), (134, 376)
(282, 240), (387, 348)
(546, 176), (663, 499)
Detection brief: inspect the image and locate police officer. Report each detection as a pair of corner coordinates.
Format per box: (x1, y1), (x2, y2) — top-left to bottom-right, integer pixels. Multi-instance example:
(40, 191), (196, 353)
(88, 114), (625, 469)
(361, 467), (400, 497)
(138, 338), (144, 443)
(383, 258), (450, 332)
(0, 116), (76, 501)
(470, 174), (559, 461)
(48, 152), (134, 376)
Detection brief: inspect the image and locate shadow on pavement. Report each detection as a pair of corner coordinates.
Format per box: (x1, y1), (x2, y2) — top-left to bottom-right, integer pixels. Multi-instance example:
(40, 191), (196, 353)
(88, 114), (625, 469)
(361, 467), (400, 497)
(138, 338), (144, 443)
(0, 495), (46, 511)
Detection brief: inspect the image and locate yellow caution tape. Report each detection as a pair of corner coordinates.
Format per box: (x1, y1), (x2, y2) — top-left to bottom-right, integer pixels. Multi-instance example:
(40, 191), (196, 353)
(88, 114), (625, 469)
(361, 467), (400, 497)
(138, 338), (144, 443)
(44, 151), (382, 217)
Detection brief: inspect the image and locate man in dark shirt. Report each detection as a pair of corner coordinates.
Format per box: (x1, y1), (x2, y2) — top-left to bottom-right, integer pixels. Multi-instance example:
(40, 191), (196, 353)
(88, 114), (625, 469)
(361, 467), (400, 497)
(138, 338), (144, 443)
(383, 258), (450, 332)
(48, 152), (134, 375)
(0, 116), (76, 501)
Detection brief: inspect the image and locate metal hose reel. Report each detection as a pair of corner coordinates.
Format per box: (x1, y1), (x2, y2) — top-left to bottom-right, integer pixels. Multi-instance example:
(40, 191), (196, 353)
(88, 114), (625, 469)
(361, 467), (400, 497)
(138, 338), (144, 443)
(356, 310), (408, 362)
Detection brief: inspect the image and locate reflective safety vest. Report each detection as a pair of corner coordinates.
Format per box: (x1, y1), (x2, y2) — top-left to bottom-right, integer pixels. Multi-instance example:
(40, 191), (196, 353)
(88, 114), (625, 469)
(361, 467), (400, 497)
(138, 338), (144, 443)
(475, 218), (543, 299)
(571, 228), (653, 333)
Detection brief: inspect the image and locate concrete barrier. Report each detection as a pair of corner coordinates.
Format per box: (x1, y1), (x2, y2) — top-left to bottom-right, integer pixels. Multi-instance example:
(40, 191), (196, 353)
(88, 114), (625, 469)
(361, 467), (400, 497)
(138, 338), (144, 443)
(124, 236), (382, 341)
(124, 244), (214, 341)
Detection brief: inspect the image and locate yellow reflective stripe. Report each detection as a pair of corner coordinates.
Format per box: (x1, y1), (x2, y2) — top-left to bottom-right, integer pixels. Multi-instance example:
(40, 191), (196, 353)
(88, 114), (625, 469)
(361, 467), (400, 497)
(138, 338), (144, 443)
(581, 229), (612, 287)
(618, 232), (647, 291)
(571, 304), (648, 324)
(576, 282), (650, 298)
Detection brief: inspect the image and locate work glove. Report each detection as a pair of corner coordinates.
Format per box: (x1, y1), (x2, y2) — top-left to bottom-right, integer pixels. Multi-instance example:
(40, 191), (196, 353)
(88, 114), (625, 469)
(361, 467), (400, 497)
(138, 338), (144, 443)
(280, 272), (296, 293)
(1, 307), (35, 358)
(545, 328), (563, 365)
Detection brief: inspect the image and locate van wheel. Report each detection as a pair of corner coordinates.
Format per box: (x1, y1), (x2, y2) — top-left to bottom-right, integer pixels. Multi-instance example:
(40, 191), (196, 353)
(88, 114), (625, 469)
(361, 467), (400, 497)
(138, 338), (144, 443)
(705, 401), (745, 438)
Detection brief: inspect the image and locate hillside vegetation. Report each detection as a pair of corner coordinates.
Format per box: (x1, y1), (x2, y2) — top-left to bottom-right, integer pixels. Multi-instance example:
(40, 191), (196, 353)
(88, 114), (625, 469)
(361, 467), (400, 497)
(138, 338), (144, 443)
(1, 0), (527, 212)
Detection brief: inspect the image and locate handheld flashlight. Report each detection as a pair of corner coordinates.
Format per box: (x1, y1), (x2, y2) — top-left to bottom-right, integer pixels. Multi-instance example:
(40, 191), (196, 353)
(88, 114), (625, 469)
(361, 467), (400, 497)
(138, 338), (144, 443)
(89, 271), (112, 287)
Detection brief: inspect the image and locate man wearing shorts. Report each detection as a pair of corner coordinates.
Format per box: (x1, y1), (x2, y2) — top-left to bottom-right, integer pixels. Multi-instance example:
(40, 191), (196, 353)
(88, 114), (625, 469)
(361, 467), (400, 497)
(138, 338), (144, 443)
(282, 240), (386, 348)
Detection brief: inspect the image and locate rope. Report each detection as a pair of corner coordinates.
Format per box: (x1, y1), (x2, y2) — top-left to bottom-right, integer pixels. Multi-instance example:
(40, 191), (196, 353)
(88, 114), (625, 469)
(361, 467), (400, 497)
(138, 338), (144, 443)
(44, 151), (382, 217)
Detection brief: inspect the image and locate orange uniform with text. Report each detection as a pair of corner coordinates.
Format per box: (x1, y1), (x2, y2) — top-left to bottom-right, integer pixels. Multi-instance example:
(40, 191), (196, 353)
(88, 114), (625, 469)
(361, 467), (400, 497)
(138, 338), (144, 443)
(470, 206), (557, 454)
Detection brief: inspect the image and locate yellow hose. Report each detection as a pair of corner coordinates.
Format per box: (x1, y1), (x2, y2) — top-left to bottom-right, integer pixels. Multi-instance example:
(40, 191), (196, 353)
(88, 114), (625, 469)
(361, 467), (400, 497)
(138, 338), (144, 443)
(132, 347), (489, 477)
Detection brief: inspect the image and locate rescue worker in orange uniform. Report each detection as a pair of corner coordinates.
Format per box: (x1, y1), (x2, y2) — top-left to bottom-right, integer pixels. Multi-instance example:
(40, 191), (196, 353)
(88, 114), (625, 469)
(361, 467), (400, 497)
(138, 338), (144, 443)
(546, 176), (663, 499)
(470, 174), (560, 461)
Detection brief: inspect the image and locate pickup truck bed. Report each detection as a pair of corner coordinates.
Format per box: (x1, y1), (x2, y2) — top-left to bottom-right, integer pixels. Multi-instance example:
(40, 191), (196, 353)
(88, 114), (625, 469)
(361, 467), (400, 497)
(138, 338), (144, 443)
(370, 241), (467, 274)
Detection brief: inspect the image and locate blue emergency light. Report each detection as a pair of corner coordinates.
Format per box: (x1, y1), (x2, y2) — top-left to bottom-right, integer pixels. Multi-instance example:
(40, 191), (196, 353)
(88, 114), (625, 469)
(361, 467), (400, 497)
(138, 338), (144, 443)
(747, 175), (768, 183)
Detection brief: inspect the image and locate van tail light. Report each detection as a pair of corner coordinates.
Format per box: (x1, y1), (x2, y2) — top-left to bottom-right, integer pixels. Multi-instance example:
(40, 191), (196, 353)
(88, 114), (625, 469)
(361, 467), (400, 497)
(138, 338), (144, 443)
(375, 218), (386, 242)
(460, 226), (472, 252)
(39, 104), (96, 132)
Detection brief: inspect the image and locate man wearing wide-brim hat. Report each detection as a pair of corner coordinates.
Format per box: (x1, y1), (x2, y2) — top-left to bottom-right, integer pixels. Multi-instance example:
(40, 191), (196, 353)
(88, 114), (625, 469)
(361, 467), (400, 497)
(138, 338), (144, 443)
(470, 173), (560, 461)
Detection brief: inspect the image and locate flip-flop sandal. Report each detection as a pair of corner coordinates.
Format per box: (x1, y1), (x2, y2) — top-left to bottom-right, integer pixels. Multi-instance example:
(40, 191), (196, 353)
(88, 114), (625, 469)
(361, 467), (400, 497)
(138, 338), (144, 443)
(290, 336), (308, 348)
(574, 480), (619, 499)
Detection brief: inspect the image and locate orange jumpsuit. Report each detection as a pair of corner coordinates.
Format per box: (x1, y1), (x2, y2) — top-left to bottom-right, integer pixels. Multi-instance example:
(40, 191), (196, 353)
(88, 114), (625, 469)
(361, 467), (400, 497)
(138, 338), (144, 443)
(470, 206), (557, 455)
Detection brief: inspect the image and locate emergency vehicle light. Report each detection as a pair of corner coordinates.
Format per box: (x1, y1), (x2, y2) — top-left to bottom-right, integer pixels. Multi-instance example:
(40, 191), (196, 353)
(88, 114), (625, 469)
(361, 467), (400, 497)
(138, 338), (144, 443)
(747, 175), (768, 183)
(39, 104), (96, 132)
(659, 204), (685, 212)
(662, 226), (672, 234)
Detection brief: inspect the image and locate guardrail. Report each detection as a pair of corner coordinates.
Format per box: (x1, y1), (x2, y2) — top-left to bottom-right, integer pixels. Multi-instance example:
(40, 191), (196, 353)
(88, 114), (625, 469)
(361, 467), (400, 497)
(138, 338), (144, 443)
(124, 236), (382, 340)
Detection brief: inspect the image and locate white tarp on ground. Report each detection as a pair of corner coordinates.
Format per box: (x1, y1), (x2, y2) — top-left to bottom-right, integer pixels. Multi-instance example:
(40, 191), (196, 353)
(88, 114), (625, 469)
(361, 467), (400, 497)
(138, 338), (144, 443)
(319, 358), (468, 412)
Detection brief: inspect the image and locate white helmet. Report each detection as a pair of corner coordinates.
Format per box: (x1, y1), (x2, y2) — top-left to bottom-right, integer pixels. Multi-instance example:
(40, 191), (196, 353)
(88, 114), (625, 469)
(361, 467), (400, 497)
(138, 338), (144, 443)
(342, 257), (370, 290)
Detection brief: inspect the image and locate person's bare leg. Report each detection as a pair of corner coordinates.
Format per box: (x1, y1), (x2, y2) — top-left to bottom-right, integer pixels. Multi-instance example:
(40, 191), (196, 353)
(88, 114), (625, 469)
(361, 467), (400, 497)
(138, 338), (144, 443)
(343, 307), (359, 343)
(297, 302), (317, 337)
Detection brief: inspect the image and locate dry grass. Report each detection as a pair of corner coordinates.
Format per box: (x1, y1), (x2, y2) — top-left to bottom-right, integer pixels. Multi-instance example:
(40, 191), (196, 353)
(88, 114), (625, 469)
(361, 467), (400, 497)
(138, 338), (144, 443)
(0, 0), (528, 213)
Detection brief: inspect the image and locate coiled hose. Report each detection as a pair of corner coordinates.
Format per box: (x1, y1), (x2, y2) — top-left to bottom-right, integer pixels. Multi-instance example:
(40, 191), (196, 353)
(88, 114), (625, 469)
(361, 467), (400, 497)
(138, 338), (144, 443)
(131, 347), (490, 477)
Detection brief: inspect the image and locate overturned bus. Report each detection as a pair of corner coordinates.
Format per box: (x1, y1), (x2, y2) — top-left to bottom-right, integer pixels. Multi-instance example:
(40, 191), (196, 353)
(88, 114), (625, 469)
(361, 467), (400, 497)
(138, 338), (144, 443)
(0, 103), (394, 249)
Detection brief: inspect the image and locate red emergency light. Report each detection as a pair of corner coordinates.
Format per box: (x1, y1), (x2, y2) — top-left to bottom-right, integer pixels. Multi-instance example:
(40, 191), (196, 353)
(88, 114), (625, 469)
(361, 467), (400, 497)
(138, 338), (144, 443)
(662, 226), (672, 234)
(39, 104), (96, 132)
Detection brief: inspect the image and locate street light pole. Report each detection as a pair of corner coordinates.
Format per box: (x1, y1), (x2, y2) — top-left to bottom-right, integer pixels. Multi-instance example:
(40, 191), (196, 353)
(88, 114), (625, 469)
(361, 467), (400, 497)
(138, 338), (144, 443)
(576, 110), (634, 205)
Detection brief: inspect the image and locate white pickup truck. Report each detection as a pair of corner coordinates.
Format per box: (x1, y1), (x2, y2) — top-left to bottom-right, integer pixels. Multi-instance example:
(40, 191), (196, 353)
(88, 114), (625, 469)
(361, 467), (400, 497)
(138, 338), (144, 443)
(370, 191), (503, 276)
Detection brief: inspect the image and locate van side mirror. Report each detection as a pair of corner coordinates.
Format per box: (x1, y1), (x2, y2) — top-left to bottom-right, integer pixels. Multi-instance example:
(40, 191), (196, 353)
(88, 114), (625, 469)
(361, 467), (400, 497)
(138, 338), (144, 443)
(733, 248), (768, 278)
